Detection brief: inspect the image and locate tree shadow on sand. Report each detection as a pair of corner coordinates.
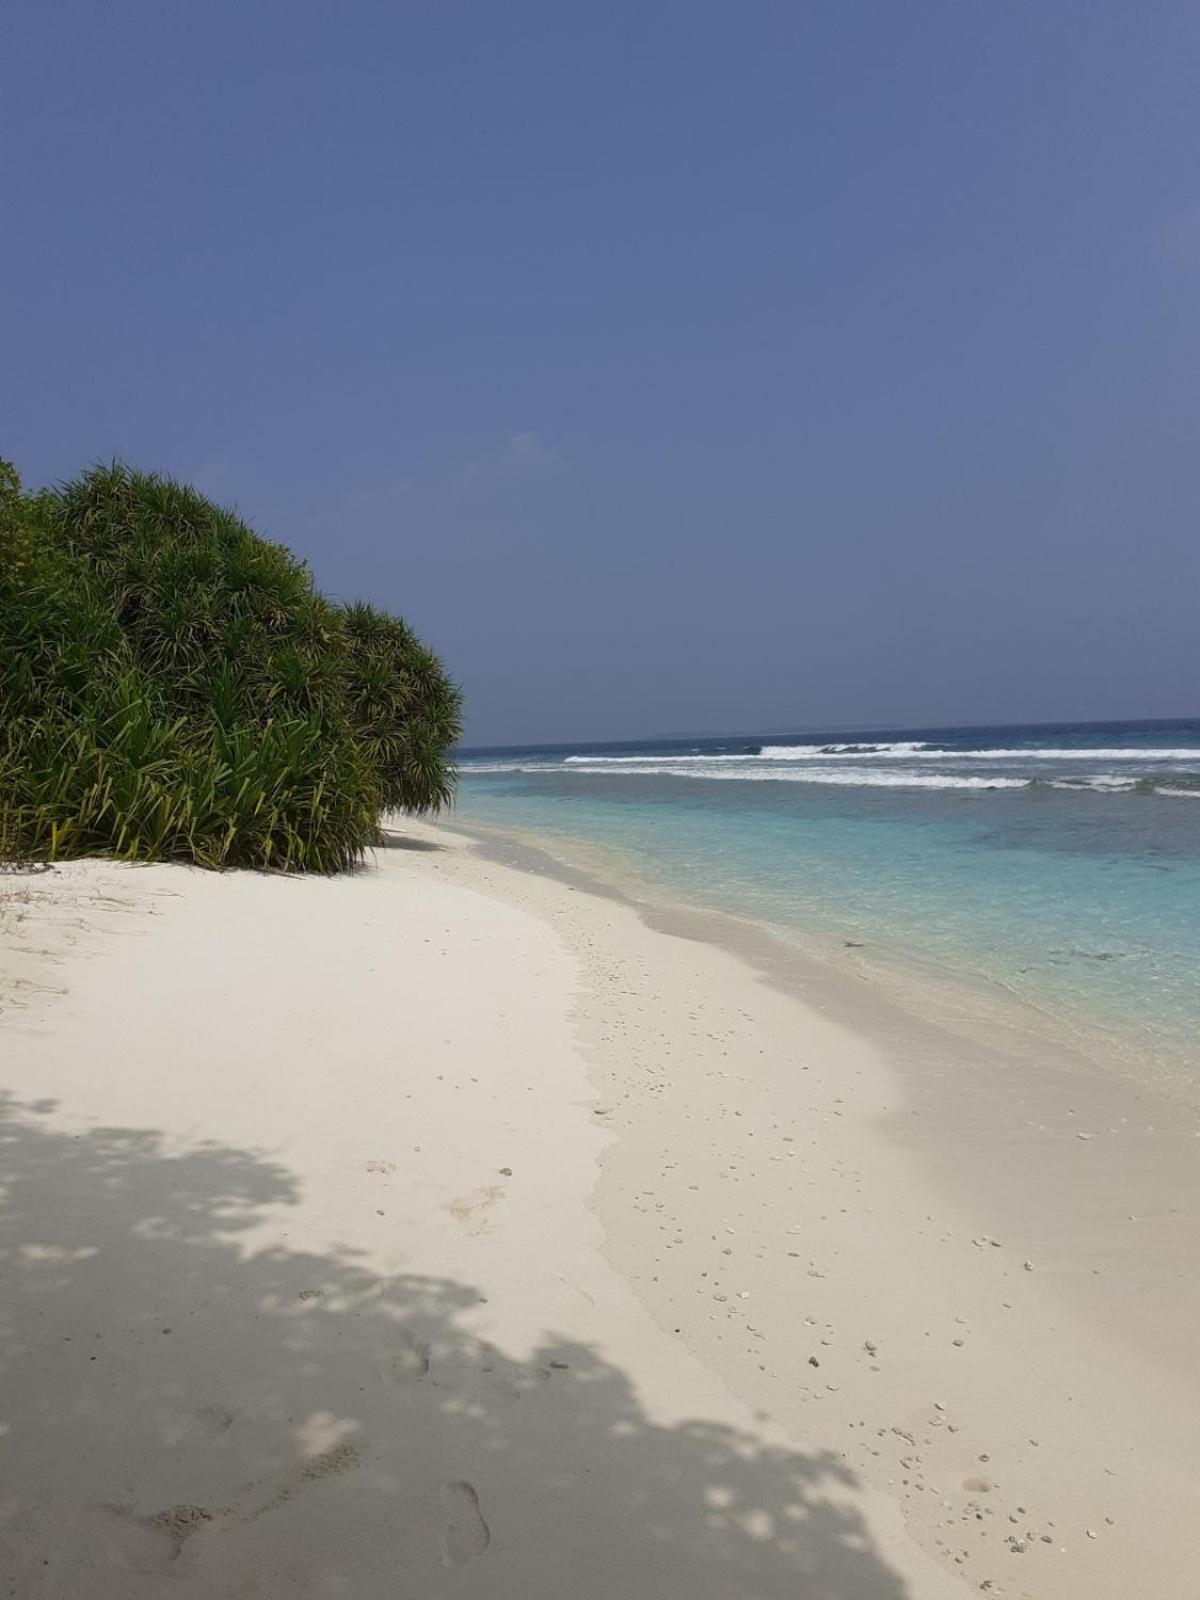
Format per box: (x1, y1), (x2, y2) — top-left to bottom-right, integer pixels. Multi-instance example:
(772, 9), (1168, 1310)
(0, 1094), (921, 1599)
(376, 827), (446, 853)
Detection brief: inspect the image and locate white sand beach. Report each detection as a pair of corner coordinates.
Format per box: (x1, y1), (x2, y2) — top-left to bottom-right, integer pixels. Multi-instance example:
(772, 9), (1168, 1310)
(1, 821), (1198, 1598)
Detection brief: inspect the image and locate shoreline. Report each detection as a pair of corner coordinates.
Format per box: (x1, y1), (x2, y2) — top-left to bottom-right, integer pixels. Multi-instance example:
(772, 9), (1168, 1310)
(1, 824), (1197, 1595)
(453, 790), (1200, 1102)
(448, 816), (1200, 1380)
(437, 817), (1200, 1585)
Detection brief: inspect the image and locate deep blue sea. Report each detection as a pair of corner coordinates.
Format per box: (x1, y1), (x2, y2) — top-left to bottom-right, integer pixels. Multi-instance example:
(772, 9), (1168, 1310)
(455, 719), (1200, 1092)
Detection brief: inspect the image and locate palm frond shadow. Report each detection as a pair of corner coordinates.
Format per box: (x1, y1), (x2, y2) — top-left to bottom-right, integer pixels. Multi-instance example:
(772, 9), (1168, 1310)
(0, 1095), (917, 1598)
(376, 829), (447, 853)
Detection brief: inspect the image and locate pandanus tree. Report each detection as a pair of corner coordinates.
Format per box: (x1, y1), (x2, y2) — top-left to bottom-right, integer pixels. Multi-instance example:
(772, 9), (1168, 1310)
(0, 460), (462, 871)
(340, 601), (462, 815)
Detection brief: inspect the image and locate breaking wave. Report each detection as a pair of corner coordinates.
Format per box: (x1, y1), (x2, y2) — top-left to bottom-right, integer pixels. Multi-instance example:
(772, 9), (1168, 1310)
(463, 755), (1200, 796)
(728, 744), (1200, 763)
(561, 743), (1200, 765)
(554, 765), (1031, 789)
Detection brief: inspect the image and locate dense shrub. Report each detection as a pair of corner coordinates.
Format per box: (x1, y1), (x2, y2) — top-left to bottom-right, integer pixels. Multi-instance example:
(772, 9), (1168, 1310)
(340, 601), (462, 813)
(0, 461), (462, 871)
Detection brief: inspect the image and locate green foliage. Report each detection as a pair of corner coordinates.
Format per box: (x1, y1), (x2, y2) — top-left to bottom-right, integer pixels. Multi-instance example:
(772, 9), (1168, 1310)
(0, 460), (462, 871)
(340, 601), (464, 814)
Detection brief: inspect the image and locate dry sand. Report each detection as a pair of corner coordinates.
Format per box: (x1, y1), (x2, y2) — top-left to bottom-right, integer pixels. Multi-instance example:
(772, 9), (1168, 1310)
(1, 820), (1197, 1597)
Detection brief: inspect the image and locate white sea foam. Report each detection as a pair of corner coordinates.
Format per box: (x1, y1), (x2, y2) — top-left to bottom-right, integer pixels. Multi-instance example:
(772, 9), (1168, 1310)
(934, 747), (1200, 763)
(1049, 775), (1200, 795)
(1049, 775), (1138, 791)
(561, 753), (749, 765)
(565, 743), (939, 764)
(767, 744), (1200, 762)
(465, 747), (1200, 797)
(556, 763), (1029, 790)
(461, 758), (1200, 797)
(757, 741), (932, 758)
(563, 744), (1200, 765)
(459, 761), (551, 774)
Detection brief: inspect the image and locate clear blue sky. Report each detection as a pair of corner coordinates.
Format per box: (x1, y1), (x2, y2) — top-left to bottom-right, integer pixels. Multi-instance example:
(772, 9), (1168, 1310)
(4, 1), (1197, 743)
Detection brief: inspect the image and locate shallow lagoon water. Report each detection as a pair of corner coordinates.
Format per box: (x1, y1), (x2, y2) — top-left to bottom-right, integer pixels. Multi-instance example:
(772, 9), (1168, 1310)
(457, 720), (1200, 1093)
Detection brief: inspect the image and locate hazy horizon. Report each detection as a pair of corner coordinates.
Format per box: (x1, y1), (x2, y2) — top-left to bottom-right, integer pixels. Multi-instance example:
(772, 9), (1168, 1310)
(458, 709), (1200, 754)
(5, 2), (1198, 745)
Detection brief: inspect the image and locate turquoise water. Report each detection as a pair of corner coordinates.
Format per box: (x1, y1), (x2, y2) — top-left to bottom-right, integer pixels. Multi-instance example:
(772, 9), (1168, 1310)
(456, 720), (1200, 1091)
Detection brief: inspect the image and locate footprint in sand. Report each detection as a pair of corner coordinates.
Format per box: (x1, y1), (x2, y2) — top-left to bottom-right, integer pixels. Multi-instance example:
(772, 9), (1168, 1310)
(440, 1480), (490, 1567)
(192, 1405), (235, 1438)
(95, 1501), (219, 1569)
(447, 1184), (506, 1234)
(383, 1333), (431, 1381)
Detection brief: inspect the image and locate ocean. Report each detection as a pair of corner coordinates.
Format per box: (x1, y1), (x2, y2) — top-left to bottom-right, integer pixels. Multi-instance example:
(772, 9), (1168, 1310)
(454, 718), (1200, 1094)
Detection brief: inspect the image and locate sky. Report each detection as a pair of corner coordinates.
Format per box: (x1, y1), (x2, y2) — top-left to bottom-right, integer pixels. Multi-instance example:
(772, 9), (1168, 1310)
(3, 1), (1198, 745)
